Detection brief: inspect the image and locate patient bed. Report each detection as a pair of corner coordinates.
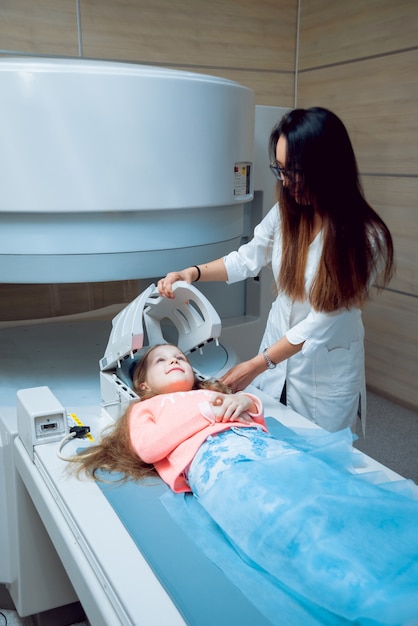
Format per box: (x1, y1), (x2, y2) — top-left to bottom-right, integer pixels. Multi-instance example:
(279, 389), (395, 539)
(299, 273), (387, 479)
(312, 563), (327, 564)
(2, 282), (412, 626)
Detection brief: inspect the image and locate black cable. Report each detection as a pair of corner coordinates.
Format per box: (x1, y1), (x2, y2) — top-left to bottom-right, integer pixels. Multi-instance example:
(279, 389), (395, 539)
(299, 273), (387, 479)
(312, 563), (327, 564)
(0, 610), (7, 626)
(69, 425), (91, 438)
(57, 425), (91, 461)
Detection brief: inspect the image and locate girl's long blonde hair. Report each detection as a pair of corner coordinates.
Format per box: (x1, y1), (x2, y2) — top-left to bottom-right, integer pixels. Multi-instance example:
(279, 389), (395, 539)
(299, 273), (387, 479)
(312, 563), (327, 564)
(70, 344), (231, 483)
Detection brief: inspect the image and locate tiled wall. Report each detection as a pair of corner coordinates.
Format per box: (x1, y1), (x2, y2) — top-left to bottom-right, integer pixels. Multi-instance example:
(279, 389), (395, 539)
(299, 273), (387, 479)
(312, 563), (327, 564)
(0, 0), (296, 104)
(1, 0), (417, 409)
(297, 0), (418, 409)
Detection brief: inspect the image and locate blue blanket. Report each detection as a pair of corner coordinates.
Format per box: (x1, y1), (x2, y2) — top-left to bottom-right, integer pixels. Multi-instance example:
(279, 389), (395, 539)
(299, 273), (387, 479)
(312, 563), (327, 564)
(99, 419), (418, 625)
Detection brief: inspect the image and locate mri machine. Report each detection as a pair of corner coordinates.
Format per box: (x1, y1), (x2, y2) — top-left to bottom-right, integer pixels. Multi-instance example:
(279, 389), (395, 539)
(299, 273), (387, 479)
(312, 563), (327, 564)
(0, 58), (412, 625)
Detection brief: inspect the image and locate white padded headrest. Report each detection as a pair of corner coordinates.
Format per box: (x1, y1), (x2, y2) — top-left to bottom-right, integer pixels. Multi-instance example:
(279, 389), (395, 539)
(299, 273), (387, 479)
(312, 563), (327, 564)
(99, 281), (222, 372)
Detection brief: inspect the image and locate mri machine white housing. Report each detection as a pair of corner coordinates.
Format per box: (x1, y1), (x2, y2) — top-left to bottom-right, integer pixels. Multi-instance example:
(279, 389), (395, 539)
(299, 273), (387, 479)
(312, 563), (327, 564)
(0, 57), (254, 283)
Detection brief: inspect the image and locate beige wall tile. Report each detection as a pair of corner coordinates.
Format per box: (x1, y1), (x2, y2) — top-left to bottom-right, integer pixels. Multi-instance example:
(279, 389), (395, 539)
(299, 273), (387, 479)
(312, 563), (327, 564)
(363, 177), (418, 297)
(364, 289), (418, 410)
(298, 0), (418, 69)
(297, 50), (418, 176)
(79, 0), (297, 71)
(0, 281), (143, 322)
(172, 66), (295, 106)
(0, 0), (79, 56)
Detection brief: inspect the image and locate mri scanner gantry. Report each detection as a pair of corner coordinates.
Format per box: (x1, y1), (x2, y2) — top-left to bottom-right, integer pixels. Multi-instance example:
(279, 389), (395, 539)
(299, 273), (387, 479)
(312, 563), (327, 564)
(0, 57), (254, 283)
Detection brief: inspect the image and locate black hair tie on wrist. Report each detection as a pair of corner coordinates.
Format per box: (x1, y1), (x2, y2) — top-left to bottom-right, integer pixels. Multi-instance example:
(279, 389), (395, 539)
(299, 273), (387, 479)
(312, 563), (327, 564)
(192, 265), (201, 282)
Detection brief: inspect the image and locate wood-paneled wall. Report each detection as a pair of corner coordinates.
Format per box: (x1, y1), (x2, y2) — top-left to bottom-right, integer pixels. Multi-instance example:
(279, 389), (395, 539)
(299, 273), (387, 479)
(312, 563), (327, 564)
(297, 0), (418, 409)
(0, 0), (296, 104)
(0, 0), (296, 321)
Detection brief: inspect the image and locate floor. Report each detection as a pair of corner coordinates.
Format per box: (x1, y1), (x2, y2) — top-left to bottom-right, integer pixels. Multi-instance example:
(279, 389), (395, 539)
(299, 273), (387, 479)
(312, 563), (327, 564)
(0, 610), (32, 626)
(354, 390), (418, 484)
(0, 607), (87, 626)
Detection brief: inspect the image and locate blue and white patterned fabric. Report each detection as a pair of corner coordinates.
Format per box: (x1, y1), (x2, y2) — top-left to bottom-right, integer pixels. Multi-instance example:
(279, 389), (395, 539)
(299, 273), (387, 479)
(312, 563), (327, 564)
(174, 424), (418, 625)
(187, 426), (299, 496)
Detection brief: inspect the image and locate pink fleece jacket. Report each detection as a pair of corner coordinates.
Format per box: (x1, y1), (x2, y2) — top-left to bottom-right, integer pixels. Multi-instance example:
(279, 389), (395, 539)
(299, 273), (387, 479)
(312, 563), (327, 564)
(129, 389), (266, 492)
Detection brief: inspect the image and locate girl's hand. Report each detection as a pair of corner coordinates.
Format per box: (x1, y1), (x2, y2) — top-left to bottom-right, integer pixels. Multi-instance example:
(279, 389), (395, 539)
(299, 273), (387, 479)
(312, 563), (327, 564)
(210, 393), (254, 423)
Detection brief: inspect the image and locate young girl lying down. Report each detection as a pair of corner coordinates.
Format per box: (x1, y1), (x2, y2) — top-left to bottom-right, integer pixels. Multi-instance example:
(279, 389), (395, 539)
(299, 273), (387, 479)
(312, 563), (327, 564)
(71, 343), (418, 625)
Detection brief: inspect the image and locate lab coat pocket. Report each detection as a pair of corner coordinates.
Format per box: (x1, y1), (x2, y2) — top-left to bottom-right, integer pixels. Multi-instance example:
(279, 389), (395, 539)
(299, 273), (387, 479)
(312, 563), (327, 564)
(314, 340), (363, 396)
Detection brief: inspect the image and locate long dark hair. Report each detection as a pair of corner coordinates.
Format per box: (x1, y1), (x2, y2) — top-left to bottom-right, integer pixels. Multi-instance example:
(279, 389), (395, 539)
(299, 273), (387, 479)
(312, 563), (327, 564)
(269, 107), (394, 311)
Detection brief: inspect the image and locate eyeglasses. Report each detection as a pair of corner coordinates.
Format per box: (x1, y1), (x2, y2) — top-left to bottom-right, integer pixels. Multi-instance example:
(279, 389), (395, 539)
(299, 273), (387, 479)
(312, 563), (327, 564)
(269, 162), (298, 182)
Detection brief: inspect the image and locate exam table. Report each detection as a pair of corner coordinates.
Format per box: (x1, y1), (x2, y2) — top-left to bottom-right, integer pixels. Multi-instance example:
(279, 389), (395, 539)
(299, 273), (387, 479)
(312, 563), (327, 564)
(1, 283), (412, 626)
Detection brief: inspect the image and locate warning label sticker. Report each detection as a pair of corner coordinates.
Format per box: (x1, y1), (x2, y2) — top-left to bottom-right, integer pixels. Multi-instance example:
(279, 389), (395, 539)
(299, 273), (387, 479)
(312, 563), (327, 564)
(234, 162), (252, 197)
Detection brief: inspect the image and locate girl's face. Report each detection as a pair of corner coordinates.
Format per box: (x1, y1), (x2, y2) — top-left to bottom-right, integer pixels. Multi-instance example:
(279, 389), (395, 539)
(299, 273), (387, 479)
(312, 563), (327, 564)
(139, 345), (195, 395)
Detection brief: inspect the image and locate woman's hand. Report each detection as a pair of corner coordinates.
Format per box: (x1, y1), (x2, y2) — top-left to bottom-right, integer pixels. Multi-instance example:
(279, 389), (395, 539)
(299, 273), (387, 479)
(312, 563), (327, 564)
(209, 393), (255, 423)
(220, 357), (265, 392)
(157, 259), (228, 298)
(157, 268), (196, 298)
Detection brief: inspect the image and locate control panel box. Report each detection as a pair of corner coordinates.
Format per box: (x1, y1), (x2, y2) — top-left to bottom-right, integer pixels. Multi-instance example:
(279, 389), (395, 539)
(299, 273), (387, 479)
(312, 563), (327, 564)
(17, 386), (68, 460)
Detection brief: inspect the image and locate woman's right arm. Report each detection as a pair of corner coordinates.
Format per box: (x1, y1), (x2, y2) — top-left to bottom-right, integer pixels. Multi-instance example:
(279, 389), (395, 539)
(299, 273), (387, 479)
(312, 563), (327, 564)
(157, 205), (279, 298)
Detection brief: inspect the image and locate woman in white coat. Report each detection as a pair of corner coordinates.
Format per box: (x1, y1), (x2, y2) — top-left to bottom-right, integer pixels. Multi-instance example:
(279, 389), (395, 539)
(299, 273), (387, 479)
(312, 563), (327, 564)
(158, 107), (394, 432)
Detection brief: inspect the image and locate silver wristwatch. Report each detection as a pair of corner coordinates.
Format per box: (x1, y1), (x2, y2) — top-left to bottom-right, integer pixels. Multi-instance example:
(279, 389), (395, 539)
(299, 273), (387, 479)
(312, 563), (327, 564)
(263, 348), (276, 370)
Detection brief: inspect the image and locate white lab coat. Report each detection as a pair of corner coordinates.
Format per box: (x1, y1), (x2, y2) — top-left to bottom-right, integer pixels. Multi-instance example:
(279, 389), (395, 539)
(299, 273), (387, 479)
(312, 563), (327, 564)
(224, 205), (366, 432)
